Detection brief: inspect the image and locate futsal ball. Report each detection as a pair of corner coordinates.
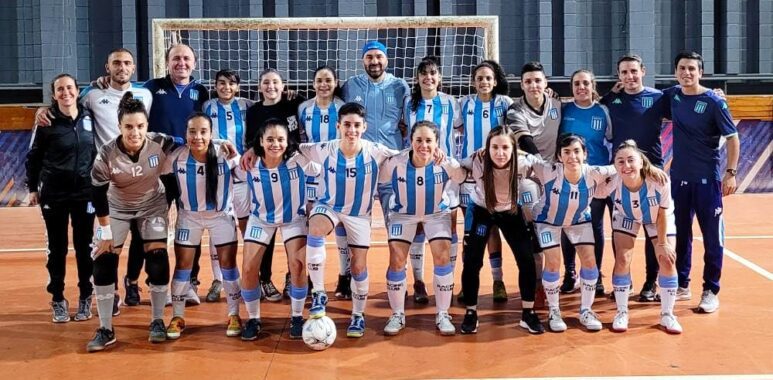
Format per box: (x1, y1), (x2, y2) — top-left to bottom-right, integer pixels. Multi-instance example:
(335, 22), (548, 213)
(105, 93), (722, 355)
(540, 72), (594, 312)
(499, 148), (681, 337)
(302, 316), (337, 351)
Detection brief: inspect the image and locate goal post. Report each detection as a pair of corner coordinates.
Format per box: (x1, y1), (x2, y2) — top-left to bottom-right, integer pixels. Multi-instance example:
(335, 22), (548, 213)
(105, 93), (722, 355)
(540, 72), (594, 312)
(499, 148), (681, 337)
(151, 16), (498, 99)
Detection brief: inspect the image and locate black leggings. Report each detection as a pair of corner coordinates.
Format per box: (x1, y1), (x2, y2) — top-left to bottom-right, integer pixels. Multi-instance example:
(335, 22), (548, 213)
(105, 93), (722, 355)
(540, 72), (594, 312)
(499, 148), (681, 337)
(41, 200), (94, 301)
(125, 220), (145, 282)
(462, 205), (536, 306)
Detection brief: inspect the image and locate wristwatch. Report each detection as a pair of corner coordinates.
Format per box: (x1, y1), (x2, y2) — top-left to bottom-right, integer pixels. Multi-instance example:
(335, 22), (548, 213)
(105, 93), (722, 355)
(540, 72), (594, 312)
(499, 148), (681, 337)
(726, 168), (737, 176)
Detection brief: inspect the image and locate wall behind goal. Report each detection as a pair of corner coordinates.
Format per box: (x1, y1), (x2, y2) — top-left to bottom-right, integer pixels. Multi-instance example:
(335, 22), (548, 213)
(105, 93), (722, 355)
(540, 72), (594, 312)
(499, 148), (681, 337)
(0, 0), (771, 101)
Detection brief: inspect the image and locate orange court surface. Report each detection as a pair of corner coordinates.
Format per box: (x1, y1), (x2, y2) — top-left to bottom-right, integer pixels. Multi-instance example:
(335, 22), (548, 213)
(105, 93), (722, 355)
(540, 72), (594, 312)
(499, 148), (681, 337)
(0, 194), (771, 379)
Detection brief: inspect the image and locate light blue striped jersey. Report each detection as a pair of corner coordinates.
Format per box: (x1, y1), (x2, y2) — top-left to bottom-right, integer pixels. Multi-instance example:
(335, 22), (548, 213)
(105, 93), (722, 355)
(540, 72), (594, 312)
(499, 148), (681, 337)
(342, 73), (410, 150)
(162, 143), (239, 212)
(298, 97), (345, 143)
(458, 94), (513, 159)
(558, 102), (613, 165)
(299, 139), (397, 217)
(403, 92), (462, 156)
(596, 174), (672, 225)
(378, 149), (467, 216)
(203, 97), (253, 155)
(519, 154), (615, 226)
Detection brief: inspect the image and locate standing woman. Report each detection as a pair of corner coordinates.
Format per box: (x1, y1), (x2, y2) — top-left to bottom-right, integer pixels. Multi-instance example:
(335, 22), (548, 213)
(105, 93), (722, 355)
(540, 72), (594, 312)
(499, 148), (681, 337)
(456, 60), (514, 303)
(380, 121), (466, 336)
(402, 56), (462, 303)
(163, 113), (242, 340)
(26, 74), (97, 323)
(557, 69), (613, 296)
(459, 127), (543, 335)
(87, 93), (182, 351)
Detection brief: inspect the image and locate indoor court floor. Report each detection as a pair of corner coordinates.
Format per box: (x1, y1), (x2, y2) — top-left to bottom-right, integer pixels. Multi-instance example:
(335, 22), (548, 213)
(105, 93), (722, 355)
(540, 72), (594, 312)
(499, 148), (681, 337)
(0, 194), (771, 379)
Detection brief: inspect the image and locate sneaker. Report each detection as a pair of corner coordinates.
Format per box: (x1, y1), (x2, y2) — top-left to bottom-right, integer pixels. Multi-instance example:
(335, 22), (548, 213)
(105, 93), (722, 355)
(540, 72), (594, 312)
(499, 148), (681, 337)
(660, 313), (683, 334)
(413, 281), (429, 304)
(74, 297), (93, 321)
(166, 316), (186, 340)
(282, 272), (291, 300)
(289, 316), (304, 339)
(124, 276), (140, 306)
(186, 282), (201, 305)
(261, 280), (282, 302)
(595, 277), (606, 298)
(639, 281), (658, 302)
(206, 280), (222, 303)
(86, 327), (116, 352)
(241, 318), (262, 341)
(519, 309), (545, 334)
(334, 274), (352, 300)
(492, 280), (508, 303)
(456, 289), (465, 305)
(346, 314), (366, 338)
(547, 307), (567, 332)
(676, 287), (692, 301)
(148, 319), (167, 343)
(579, 309), (603, 331)
(226, 315), (242, 337)
(612, 310), (629, 332)
(112, 294), (121, 317)
(383, 313), (406, 336)
(309, 291), (328, 318)
(460, 309), (479, 334)
(436, 312), (456, 336)
(698, 290), (720, 313)
(51, 299), (70, 323)
(560, 271), (579, 294)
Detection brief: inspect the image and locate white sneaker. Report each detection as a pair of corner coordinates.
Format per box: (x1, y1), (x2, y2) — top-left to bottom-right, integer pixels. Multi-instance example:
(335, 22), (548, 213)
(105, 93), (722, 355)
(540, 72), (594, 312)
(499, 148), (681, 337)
(660, 313), (683, 334)
(548, 307), (567, 332)
(676, 287), (692, 301)
(612, 310), (629, 332)
(383, 313), (405, 336)
(186, 283), (201, 306)
(436, 312), (455, 336)
(579, 309), (603, 331)
(698, 290), (719, 313)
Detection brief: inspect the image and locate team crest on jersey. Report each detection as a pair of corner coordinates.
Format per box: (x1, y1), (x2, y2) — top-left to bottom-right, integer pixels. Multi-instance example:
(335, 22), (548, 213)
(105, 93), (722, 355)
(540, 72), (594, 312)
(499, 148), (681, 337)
(189, 89), (199, 101)
(641, 97), (653, 108)
(86, 202), (95, 214)
(218, 163), (226, 175)
(442, 104), (449, 114)
(314, 206), (327, 215)
(390, 224), (403, 237)
(495, 106), (504, 117)
(434, 172), (445, 184)
(622, 217), (634, 230)
(177, 229), (190, 242)
(386, 94), (395, 104)
(591, 116), (604, 131)
(249, 226), (263, 239)
(476, 224), (488, 237)
(694, 101), (708, 114)
(521, 191), (533, 204)
(540, 231), (552, 245)
(82, 117), (93, 132)
(549, 108), (558, 120)
(460, 194), (470, 206)
(306, 187), (316, 199)
(648, 196), (658, 207)
(148, 155), (159, 168)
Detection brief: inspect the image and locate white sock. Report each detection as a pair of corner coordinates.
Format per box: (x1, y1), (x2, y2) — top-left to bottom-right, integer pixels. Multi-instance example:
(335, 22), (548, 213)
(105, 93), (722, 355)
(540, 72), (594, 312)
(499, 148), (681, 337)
(659, 275), (678, 315)
(386, 269), (407, 314)
(579, 267), (599, 313)
(351, 270), (369, 315)
(409, 234), (426, 283)
(306, 235), (327, 292)
(335, 226), (350, 276)
(433, 263), (454, 314)
(221, 267), (241, 316)
(209, 242), (223, 282)
(241, 287), (261, 319)
(290, 284), (307, 317)
(171, 279), (188, 318)
(149, 284), (168, 321)
(95, 284), (115, 330)
(542, 271), (561, 309)
(449, 234), (459, 268)
(612, 273), (631, 312)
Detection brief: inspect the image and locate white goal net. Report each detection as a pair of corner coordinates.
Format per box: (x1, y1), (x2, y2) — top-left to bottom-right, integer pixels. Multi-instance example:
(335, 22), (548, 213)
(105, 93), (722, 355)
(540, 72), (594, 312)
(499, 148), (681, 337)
(152, 16), (498, 99)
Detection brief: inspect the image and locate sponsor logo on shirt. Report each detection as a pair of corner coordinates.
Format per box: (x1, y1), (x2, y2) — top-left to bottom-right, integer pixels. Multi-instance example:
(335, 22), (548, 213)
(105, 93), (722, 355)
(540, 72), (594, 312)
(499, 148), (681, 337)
(694, 101), (708, 114)
(98, 98), (110, 105)
(111, 167), (123, 174)
(354, 96), (363, 103)
(189, 89), (199, 101)
(641, 97), (653, 108)
(612, 98), (622, 105)
(156, 89), (167, 95)
(673, 94), (681, 102)
(287, 116), (298, 132)
(148, 154), (159, 168)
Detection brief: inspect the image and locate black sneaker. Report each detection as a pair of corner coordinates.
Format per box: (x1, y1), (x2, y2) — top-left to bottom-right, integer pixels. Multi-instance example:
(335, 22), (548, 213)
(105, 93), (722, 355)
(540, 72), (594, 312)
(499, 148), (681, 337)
(289, 316), (304, 339)
(282, 272), (291, 300)
(87, 327), (116, 352)
(74, 297), (93, 321)
(241, 318), (262, 341)
(112, 294), (120, 317)
(595, 277), (605, 298)
(124, 276), (140, 306)
(148, 319), (166, 343)
(639, 281), (658, 302)
(413, 280), (429, 304)
(334, 274), (352, 300)
(560, 271), (578, 294)
(519, 309), (545, 335)
(460, 309), (479, 334)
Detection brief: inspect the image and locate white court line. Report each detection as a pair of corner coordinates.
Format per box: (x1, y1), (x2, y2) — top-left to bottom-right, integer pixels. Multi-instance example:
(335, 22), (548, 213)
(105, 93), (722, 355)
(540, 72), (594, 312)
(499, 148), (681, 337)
(694, 237), (773, 281)
(478, 376), (773, 380)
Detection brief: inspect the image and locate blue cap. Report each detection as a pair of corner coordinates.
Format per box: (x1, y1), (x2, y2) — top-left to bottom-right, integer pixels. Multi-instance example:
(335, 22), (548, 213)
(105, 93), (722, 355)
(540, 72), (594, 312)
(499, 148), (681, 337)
(362, 41), (387, 57)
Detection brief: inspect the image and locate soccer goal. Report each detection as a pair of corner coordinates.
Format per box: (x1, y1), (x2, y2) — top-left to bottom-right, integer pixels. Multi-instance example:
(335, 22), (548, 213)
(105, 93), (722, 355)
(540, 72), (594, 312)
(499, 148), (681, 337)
(152, 16), (498, 99)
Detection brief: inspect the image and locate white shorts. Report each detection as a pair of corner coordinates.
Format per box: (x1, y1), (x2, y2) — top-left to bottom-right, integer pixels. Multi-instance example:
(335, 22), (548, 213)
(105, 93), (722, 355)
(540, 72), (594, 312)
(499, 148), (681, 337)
(611, 209), (676, 239)
(445, 182), (461, 209)
(174, 209), (237, 247)
(459, 177), (476, 209)
(387, 211), (452, 243)
(232, 181), (251, 219)
(311, 203), (371, 248)
(535, 222), (594, 249)
(305, 175), (319, 203)
(244, 214), (307, 246)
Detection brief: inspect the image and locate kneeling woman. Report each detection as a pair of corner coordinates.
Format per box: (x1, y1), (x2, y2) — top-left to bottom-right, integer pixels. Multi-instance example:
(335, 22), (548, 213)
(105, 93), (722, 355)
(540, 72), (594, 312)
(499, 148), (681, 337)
(162, 113), (242, 340)
(459, 126), (543, 335)
(599, 140), (682, 334)
(379, 121), (466, 336)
